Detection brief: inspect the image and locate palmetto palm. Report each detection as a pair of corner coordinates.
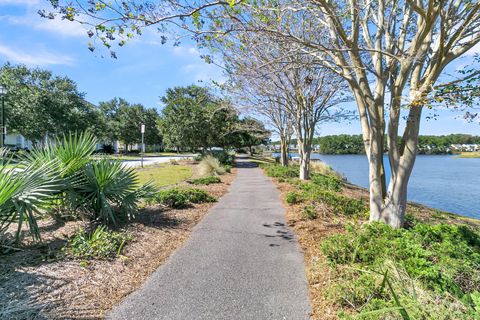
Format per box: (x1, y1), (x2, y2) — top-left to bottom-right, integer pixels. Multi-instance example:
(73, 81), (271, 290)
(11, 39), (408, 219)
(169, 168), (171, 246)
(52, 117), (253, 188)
(75, 159), (156, 224)
(23, 132), (97, 178)
(0, 161), (64, 241)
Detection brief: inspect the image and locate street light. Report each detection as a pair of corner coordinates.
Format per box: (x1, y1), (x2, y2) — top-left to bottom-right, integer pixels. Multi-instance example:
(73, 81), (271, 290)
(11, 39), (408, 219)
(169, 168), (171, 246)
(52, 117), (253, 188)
(0, 85), (6, 148)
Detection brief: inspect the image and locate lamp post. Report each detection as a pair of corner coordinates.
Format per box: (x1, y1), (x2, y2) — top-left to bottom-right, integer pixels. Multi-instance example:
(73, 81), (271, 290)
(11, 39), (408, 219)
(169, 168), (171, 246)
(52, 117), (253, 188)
(141, 124), (145, 168)
(0, 85), (6, 148)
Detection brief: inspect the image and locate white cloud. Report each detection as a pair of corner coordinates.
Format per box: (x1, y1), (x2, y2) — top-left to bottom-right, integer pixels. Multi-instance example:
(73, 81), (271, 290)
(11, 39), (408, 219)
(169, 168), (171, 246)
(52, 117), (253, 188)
(1, 13), (88, 37)
(172, 45), (200, 57)
(180, 61), (224, 82)
(0, 0), (39, 5)
(0, 43), (74, 66)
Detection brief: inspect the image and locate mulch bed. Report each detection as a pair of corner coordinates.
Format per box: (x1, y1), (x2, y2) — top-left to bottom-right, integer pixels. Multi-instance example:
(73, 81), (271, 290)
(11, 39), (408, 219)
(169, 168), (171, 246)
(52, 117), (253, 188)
(0, 165), (236, 319)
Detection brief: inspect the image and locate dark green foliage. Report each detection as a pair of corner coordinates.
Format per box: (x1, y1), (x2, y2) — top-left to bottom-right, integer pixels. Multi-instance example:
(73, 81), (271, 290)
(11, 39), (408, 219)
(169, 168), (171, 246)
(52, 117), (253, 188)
(188, 176), (222, 185)
(321, 222), (480, 308)
(64, 226), (131, 260)
(311, 173), (343, 192)
(262, 163), (299, 179)
(206, 150), (235, 166)
(154, 188), (216, 208)
(285, 191), (301, 204)
(302, 185), (366, 216)
(302, 205), (318, 220)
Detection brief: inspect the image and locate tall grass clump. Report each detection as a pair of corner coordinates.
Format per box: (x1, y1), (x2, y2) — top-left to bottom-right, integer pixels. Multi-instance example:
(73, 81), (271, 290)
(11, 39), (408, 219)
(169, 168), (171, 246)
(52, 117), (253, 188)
(321, 222), (480, 319)
(199, 155), (226, 176)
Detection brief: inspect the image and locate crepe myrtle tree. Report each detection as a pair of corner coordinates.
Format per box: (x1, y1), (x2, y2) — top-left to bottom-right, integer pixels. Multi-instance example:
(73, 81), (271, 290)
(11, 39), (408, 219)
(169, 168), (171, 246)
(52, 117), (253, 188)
(212, 26), (351, 179)
(43, 0), (480, 228)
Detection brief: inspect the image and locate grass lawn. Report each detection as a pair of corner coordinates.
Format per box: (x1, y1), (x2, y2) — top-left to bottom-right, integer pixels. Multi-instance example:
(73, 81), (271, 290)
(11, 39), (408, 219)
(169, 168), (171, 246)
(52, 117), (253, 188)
(456, 152), (480, 158)
(136, 164), (193, 187)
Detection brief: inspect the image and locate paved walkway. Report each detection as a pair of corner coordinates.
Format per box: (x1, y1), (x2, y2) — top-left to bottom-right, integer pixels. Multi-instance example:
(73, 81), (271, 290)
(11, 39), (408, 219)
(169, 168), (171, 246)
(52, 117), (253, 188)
(108, 159), (311, 320)
(122, 155), (195, 168)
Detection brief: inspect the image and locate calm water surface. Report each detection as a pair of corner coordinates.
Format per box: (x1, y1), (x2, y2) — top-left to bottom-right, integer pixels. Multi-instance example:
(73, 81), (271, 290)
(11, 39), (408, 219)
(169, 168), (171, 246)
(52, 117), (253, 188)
(275, 153), (480, 219)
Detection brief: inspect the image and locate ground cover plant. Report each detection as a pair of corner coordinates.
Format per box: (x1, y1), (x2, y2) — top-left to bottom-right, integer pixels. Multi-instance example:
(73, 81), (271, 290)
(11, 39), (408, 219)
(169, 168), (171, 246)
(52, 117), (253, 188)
(188, 176), (222, 185)
(261, 161), (480, 319)
(63, 225), (132, 260)
(153, 187), (216, 209)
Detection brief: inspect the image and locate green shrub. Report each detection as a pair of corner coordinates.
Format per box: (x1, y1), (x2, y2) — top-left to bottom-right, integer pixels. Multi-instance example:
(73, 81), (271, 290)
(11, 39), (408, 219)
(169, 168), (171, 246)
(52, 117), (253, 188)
(208, 150), (235, 166)
(188, 176), (222, 185)
(303, 187), (366, 216)
(154, 188), (216, 209)
(64, 226), (131, 260)
(224, 164), (232, 173)
(302, 204), (318, 220)
(321, 222), (480, 317)
(285, 191), (301, 204)
(310, 173), (343, 192)
(261, 163), (299, 179)
(199, 155), (226, 176)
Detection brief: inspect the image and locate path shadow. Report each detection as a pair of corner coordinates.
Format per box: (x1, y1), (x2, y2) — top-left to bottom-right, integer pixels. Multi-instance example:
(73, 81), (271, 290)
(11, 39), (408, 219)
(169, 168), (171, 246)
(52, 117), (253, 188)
(235, 161), (258, 169)
(262, 221), (295, 246)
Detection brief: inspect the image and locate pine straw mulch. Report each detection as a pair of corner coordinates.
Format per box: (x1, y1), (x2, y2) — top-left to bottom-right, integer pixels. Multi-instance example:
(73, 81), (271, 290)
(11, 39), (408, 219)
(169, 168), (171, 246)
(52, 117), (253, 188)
(0, 166), (237, 320)
(270, 176), (480, 320)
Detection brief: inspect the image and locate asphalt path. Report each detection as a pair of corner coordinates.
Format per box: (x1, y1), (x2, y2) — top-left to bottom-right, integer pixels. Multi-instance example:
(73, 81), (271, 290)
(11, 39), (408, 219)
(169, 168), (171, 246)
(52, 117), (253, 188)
(108, 159), (311, 320)
(122, 156), (194, 168)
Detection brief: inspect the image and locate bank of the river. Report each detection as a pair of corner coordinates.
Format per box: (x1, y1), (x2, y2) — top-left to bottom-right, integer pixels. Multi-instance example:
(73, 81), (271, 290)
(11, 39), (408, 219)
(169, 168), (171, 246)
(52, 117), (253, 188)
(457, 151), (480, 158)
(260, 160), (480, 319)
(273, 152), (480, 219)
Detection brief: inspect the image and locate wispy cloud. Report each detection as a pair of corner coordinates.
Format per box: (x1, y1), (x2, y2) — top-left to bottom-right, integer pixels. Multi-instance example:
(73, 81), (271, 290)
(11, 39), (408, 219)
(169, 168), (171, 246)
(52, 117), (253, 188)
(1, 13), (88, 37)
(0, 43), (74, 66)
(0, 0), (39, 5)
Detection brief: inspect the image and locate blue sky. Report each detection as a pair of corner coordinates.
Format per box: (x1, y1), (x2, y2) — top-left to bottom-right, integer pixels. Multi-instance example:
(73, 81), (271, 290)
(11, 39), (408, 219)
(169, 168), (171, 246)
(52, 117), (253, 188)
(0, 0), (479, 137)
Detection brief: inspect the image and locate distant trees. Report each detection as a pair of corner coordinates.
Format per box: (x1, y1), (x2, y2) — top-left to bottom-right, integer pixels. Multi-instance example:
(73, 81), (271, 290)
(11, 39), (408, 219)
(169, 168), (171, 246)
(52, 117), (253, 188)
(0, 63), (102, 143)
(276, 134), (480, 155)
(159, 85), (268, 152)
(97, 98), (162, 151)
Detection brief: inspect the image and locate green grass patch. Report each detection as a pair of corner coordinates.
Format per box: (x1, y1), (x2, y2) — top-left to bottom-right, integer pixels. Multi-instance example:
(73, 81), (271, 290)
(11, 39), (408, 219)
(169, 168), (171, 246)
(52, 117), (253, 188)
(261, 163), (299, 179)
(136, 164), (192, 187)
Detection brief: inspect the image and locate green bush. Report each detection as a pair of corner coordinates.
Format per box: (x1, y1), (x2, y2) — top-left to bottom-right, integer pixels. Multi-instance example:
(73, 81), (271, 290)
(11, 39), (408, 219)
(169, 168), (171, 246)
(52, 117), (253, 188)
(302, 204), (318, 220)
(303, 187), (366, 216)
(188, 176), (222, 185)
(64, 226), (131, 260)
(321, 222), (480, 318)
(154, 188), (216, 209)
(261, 163), (299, 179)
(285, 191), (301, 204)
(310, 173), (343, 192)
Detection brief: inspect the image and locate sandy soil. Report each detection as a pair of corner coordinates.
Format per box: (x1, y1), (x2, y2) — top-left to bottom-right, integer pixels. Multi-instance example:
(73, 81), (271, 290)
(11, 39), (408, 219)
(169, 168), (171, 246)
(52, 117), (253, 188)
(0, 165), (236, 320)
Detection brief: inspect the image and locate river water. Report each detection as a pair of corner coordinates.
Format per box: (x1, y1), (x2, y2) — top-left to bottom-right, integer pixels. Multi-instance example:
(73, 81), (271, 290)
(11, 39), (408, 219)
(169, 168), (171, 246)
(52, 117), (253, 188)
(273, 153), (480, 219)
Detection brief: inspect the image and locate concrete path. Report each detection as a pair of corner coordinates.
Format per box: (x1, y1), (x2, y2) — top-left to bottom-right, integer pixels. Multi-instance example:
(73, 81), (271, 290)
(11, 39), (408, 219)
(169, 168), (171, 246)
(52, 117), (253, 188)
(108, 159), (311, 320)
(122, 155), (194, 168)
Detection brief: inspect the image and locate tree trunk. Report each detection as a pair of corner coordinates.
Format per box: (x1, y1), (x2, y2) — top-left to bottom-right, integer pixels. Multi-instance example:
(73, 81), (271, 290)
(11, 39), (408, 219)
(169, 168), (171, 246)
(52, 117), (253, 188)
(279, 137), (289, 166)
(298, 139), (312, 180)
